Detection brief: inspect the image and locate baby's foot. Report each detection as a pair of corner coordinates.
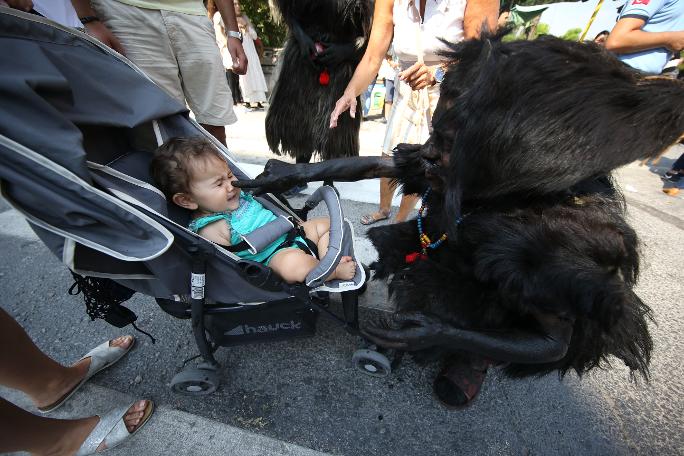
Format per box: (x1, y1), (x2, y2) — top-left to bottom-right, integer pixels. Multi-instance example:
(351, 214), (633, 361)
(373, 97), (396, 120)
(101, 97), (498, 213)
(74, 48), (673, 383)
(329, 256), (356, 281)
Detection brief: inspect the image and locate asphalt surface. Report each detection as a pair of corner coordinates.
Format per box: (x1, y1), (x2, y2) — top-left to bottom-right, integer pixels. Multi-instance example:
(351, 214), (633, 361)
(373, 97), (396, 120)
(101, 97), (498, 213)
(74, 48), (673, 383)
(1, 111), (683, 455)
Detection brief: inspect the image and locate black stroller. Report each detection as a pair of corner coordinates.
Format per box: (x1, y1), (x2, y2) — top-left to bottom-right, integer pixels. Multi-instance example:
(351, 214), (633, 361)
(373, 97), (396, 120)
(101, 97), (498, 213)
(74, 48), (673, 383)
(0, 9), (394, 395)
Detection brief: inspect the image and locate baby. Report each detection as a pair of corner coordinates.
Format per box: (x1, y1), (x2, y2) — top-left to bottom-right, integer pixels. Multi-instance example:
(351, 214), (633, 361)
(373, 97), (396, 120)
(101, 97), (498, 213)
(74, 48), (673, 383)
(150, 137), (356, 284)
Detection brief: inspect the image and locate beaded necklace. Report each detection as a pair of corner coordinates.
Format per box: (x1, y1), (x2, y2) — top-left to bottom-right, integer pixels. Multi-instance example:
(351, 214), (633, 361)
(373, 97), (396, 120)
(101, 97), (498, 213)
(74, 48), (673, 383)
(405, 187), (448, 263)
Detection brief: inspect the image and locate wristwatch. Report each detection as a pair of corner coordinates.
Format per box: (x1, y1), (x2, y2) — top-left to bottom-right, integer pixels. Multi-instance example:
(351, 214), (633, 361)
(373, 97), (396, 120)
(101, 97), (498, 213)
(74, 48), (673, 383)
(227, 30), (243, 42)
(433, 66), (446, 84)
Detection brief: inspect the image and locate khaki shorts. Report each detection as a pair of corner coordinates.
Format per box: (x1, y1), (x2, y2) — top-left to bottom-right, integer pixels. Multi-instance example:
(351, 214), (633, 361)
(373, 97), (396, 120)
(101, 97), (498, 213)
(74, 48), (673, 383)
(91, 0), (236, 126)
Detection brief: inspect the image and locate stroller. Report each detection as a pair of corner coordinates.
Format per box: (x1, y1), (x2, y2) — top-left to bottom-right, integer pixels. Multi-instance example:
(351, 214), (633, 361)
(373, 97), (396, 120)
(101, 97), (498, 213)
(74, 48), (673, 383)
(0, 9), (394, 395)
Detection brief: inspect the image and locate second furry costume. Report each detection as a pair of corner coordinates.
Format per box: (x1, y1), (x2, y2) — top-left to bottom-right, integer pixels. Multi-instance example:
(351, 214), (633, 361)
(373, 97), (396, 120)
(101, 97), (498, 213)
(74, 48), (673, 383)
(266, 0), (371, 162)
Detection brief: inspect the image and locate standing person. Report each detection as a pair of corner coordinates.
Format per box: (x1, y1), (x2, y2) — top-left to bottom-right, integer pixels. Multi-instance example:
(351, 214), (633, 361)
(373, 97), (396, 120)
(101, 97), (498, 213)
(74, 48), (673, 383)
(207, 0), (243, 107)
(330, 0), (499, 226)
(234, 0), (268, 111)
(71, 0), (248, 145)
(605, 0), (684, 75)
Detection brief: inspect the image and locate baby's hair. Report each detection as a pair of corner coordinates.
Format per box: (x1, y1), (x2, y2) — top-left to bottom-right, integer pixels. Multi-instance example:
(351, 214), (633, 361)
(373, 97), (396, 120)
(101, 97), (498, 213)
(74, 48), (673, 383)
(150, 136), (224, 199)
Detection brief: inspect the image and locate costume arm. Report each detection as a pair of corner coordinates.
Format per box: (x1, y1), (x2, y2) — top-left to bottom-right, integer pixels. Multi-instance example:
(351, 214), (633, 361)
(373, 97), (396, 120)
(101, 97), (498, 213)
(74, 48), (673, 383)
(234, 157), (397, 195)
(363, 311), (573, 364)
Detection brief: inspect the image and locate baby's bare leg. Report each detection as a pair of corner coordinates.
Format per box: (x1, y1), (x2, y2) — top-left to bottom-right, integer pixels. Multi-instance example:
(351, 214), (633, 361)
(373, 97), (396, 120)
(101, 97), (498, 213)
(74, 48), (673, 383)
(301, 217), (331, 256)
(269, 248), (319, 283)
(301, 217), (356, 280)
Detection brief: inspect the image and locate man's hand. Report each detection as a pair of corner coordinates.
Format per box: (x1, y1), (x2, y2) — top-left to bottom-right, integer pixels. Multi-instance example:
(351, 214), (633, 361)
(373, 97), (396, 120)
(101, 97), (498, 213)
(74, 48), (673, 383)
(85, 21), (125, 55)
(228, 38), (248, 75)
(5, 0), (33, 11)
(233, 159), (302, 195)
(361, 311), (450, 351)
(398, 62), (436, 90)
(666, 31), (684, 52)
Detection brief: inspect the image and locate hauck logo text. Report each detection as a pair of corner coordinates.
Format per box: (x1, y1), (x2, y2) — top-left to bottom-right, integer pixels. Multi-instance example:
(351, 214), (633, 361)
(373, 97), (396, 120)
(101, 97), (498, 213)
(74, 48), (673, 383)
(224, 321), (302, 336)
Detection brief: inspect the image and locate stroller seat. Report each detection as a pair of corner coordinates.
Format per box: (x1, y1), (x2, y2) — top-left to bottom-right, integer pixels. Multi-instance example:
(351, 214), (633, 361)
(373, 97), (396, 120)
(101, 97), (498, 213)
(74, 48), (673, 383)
(0, 8), (388, 396)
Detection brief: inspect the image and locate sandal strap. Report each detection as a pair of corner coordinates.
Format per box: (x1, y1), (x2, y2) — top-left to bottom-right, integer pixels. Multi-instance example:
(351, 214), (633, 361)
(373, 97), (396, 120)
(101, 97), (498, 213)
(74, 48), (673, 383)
(76, 403), (132, 456)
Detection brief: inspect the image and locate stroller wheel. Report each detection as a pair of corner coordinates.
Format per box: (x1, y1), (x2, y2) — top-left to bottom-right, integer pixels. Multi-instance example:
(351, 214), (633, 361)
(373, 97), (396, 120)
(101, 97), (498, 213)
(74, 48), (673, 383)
(352, 349), (391, 378)
(170, 366), (220, 395)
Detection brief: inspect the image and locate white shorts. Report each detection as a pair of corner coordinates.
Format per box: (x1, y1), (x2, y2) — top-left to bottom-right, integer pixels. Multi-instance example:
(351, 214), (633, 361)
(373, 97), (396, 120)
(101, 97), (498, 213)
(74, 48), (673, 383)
(90, 0), (237, 126)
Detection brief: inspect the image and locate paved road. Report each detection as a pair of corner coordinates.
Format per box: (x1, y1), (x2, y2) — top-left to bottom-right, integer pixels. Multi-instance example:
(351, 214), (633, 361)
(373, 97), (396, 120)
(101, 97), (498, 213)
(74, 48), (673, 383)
(1, 111), (683, 455)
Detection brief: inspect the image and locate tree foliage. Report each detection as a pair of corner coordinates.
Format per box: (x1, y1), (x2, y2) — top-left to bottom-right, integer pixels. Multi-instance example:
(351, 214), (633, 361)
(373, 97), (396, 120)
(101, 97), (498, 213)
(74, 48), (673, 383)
(240, 0), (287, 48)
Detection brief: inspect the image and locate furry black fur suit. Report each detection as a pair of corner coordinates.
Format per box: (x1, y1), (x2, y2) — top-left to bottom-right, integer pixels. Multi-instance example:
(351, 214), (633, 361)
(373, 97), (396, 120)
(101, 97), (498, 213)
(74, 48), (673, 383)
(239, 34), (684, 383)
(265, 0), (371, 162)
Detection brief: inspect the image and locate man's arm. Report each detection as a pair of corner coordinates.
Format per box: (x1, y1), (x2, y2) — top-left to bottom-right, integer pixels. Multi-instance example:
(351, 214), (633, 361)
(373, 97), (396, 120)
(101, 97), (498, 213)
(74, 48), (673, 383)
(606, 17), (684, 53)
(214, 0), (247, 74)
(70, 0), (125, 54)
(463, 0), (500, 39)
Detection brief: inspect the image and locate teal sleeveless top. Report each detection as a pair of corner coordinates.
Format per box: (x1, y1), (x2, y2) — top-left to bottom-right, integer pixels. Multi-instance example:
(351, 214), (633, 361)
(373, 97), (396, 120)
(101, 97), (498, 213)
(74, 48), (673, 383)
(188, 192), (303, 265)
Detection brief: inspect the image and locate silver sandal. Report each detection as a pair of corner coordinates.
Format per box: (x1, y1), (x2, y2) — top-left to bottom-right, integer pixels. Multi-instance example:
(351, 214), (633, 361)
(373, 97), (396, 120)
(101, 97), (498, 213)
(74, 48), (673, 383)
(76, 400), (154, 455)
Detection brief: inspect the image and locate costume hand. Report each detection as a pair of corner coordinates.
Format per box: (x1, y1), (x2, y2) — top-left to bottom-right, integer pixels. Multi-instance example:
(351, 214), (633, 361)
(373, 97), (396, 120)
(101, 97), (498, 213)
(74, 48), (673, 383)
(316, 42), (356, 68)
(361, 311), (450, 351)
(398, 62), (436, 90)
(85, 21), (125, 55)
(5, 0), (32, 11)
(291, 21), (316, 63)
(233, 159), (302, 195)
(329, 91), (357, 128)
(228, 39), (248, 75)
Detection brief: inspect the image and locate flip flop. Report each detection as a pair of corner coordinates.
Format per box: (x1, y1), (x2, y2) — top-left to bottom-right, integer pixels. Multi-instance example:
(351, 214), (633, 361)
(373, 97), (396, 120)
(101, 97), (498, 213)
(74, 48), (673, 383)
(38, 336), (136, 413)
(76, 400), (154, 456)
(360, 211), (390, 226)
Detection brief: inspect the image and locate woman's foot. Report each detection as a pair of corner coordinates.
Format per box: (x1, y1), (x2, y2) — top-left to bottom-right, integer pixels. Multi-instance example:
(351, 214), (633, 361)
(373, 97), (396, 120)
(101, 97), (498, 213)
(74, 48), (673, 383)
(33, 336), (134, 410)
(328, 256), (357, 281)
(360, 209), (390, 226)
(47, 400), (152, 455)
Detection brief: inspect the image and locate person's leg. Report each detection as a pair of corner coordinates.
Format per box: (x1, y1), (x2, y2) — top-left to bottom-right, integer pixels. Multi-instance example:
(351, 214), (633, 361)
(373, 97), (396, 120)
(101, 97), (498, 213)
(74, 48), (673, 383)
(361, 154), (393, 225)
(300, 217), (356, 280)
(393, 193), (419, 223)
(169, 11), (236, 145)
(201, 123), (227, 144)
(269, 248), (355, 283)
(0, 308), (149, 454)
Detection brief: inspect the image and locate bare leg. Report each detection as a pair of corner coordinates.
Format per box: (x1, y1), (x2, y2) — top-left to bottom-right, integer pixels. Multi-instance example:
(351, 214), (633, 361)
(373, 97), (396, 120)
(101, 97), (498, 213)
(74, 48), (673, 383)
(394, 193), (420, 223)
(201, 123), (226, 145)
(0, 307), (149, 454)
(384, 101), (392, 121)
(361, 154), (394, 224)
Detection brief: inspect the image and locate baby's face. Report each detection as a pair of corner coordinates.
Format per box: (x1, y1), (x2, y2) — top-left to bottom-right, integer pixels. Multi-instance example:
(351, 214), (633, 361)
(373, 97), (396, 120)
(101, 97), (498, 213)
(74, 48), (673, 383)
(188, 156), (240, 213)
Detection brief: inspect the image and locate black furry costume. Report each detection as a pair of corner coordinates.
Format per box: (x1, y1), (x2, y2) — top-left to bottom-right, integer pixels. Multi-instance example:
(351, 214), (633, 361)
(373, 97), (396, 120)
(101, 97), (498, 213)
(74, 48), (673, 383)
(265, 0), (371, 162)
(240, 35), (684, 388)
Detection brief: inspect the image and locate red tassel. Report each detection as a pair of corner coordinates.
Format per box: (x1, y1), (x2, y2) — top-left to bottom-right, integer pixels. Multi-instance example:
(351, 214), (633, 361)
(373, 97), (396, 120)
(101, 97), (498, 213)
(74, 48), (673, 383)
(319, 68), (330, 86)
(405, 252), (427, 263)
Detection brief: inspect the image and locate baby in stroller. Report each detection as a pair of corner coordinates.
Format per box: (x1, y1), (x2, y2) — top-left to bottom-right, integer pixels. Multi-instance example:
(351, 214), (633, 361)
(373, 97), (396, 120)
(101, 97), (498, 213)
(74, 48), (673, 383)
(150, 136), (357, 284)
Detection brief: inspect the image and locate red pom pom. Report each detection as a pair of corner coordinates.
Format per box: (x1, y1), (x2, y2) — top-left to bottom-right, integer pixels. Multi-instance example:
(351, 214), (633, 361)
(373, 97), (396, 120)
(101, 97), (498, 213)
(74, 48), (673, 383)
(319, 69), (330, 86)
(405, 252), (427, 263)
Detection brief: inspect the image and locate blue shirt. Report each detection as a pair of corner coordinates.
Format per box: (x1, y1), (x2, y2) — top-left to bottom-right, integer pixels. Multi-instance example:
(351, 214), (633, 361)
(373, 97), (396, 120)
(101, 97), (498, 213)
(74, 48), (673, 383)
(615, 0), (684, 74)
